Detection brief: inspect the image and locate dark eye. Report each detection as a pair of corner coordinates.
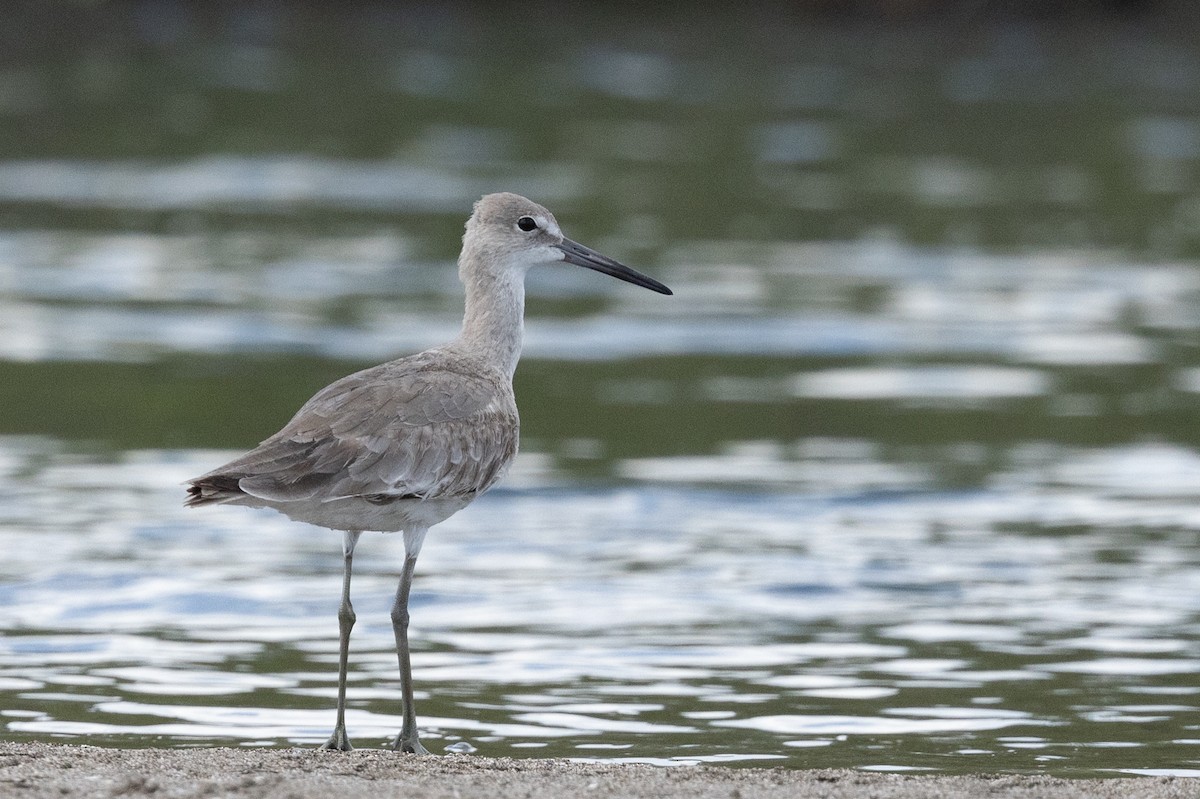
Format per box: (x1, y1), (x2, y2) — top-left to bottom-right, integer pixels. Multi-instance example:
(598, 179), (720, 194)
(516, 216), (537, 232)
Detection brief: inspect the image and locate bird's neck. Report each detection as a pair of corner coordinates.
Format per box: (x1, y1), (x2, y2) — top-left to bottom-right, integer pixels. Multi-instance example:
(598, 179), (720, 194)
(456, 267), (525, 379)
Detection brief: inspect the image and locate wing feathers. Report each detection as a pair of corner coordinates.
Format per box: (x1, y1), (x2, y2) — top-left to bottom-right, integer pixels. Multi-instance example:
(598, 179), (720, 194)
(186, 354), (519, 506)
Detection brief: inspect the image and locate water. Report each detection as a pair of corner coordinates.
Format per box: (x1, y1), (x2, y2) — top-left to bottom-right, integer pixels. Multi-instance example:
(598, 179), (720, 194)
(3, 439), (1200, 773)
(2, 3), (1200, 778)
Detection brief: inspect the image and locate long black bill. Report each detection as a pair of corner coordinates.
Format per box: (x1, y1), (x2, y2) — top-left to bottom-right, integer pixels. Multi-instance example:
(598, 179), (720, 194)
(556, 238), (672, 295)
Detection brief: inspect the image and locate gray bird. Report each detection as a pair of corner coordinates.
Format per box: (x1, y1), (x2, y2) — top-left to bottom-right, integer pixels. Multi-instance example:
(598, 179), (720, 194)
(185, 192), (672, 753)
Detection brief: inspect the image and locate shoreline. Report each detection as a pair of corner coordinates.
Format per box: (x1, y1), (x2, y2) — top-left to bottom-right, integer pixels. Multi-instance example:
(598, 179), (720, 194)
(1, 742), (1195, 799)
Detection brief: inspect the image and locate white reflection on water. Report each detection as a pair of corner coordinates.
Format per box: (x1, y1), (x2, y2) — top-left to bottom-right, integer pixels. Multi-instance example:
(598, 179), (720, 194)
(792, 365), (1051, 402)
(1, 437), (1199, 772)
(4, 229), (1200, 365)
(619, 440), (930, 492)
(716, 709), (1051, 736)
(0, 158), (495, 212)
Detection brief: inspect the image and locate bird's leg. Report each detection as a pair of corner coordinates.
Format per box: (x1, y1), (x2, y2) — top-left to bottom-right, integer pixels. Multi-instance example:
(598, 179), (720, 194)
(320, 530), (361, 752)
(391, 527), (430, 754)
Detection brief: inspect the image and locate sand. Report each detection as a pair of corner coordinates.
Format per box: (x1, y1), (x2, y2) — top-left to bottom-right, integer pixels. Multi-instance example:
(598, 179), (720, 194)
(0, 742), (1194, 799)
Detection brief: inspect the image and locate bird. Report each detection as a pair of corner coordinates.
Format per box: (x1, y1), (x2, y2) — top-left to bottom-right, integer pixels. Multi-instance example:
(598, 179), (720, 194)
(184, 192), (672, 754)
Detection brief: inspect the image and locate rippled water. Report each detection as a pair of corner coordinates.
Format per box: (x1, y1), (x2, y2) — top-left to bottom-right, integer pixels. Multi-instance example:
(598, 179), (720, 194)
(3, 2), (1200, 779)
(3, 436), (1200, 774)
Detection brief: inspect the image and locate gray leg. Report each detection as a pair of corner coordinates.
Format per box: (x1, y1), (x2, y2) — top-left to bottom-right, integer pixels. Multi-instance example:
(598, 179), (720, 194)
(391, 528), (430, 754)
(320, 530), (361, 752)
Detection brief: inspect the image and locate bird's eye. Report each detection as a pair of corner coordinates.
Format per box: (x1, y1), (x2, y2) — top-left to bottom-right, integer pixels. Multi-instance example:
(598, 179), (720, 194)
(516, 216), (537, 232)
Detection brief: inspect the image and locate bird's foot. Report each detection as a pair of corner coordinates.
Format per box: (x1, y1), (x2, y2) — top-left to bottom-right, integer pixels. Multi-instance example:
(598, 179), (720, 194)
(391, 732), (431, 755)
(319, 727), (354, 752)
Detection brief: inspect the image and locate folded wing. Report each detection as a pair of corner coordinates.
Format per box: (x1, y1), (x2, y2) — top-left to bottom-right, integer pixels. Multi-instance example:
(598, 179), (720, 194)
(186, 353), (519, 507)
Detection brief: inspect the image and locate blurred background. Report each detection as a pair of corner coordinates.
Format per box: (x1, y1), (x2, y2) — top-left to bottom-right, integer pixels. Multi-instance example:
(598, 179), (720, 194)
(2, 0), (1200, 777)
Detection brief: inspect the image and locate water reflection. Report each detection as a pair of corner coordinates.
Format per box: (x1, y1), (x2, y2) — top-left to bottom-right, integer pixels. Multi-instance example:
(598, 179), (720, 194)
(2, 2), (1200, 779)
(1, 437), (1199, 774)
(3, 233), (1198, 366)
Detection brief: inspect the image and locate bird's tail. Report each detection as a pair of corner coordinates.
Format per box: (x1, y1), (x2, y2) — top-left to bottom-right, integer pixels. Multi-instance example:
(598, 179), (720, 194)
(184, 475), (244, 507)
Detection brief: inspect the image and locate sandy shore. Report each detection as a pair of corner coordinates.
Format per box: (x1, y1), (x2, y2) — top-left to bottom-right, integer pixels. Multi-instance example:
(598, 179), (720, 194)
(0, 742), (1195, 799)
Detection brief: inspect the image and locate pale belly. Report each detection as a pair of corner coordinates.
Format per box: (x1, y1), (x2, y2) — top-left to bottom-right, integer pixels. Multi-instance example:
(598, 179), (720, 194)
(227, 492), (477, 533)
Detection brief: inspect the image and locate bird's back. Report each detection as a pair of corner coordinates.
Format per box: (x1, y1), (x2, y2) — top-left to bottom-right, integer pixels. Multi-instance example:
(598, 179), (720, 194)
(185, 347), (519, 532)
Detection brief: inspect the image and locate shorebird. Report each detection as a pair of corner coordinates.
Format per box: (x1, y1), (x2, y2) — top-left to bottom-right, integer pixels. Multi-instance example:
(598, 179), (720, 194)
(184, 192), (672, 754)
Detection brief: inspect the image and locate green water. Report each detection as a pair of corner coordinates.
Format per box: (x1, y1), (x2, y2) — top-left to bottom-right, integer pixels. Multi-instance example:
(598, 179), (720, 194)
(1, 3), (1200, 777)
